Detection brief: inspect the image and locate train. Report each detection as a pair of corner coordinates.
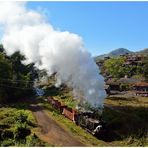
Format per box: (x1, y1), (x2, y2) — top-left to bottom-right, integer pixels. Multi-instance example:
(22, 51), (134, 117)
(47, 96), (106, 136)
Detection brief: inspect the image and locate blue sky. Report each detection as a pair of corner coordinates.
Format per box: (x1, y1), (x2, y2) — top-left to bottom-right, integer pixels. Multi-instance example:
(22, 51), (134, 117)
(4, 2), (148, 56)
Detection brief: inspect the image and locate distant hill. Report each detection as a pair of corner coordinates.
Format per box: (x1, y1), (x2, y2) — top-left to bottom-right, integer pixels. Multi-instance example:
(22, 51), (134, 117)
(109, 48), (132, 56)
(137, 48), (148, 54)
(95, 48), (132, 62)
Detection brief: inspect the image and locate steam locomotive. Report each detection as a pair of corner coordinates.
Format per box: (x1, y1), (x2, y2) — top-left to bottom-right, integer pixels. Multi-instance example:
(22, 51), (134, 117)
(47, 96), (106, 136)
(76, 111), (105, 136)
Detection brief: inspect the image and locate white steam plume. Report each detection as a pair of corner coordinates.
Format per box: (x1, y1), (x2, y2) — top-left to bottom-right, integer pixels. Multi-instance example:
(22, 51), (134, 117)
(0, 2), (106, 107)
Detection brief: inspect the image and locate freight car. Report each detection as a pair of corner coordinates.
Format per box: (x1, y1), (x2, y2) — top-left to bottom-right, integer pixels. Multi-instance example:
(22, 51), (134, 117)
(48, 96), (67, 113)
(62, 107), (78, 122)
(47, 96), (105, 136)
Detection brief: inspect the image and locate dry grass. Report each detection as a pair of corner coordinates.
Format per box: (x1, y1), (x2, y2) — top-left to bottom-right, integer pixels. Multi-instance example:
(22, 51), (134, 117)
(105, 96), (148, 107)
(103, 96), (148, 146)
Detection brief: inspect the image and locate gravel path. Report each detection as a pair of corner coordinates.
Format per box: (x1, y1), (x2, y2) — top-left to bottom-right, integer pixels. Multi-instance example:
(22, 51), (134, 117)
(30, 104), (85, 146)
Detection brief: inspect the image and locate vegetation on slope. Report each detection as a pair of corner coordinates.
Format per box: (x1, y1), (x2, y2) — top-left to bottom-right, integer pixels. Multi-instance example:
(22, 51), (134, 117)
(102, 56), (148, 80)
(0, 104), (48, 146)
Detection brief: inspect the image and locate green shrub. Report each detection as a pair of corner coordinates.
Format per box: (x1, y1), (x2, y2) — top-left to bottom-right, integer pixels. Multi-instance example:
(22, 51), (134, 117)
(1, 139), (15, 146)
(1, 117), (15, 126)
(14, 110), (28, 123)
(13, 110), (36, 127)
(26, 133), (49, 146)
(13, 122), (31, 140)
(1, 129), (14, 139)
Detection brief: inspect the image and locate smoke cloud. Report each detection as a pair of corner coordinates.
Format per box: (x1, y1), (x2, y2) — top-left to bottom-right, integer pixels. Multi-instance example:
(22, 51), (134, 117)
(0, 2), (106, 107)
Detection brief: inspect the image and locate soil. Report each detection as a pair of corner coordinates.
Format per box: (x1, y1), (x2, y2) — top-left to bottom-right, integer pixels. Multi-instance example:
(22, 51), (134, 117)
(30, 104), (85, 146)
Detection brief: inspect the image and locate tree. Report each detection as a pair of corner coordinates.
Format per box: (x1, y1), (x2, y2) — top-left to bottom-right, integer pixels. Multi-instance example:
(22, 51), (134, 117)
(0, 53), (12, 102)
(9, 51), (38, 100)
(104, 57), (126, 78)
(0, 45), (39, 102)
(0, 54), (12, 79)
(10, 51), (26, 79)
(0, 44), (5, 53)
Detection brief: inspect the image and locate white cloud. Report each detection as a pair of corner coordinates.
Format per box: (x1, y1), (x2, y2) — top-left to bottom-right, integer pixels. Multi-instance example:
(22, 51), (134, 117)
(0, 1), (106, 107)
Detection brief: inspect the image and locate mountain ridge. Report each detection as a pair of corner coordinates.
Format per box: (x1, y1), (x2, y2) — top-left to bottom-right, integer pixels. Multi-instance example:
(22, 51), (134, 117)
(94, 48), (132, 61)
(94, 48), (148, 62)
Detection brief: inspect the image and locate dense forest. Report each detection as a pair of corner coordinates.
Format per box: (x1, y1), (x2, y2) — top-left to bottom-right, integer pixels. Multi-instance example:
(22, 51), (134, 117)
(0, 44), (39, 103)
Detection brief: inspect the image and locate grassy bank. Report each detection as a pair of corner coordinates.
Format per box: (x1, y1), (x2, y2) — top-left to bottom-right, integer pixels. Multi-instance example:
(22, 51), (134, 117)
(38, 98), (107, 146)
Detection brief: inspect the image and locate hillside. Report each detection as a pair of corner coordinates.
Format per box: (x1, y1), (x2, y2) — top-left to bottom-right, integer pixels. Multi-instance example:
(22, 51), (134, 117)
(38, 80), (148, 146)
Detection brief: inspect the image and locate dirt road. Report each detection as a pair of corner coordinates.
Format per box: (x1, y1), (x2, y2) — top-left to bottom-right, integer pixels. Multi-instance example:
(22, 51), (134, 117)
(30, 104), (85, 146)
